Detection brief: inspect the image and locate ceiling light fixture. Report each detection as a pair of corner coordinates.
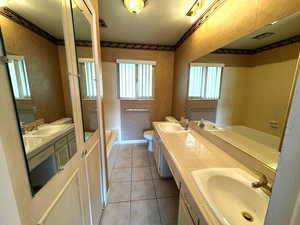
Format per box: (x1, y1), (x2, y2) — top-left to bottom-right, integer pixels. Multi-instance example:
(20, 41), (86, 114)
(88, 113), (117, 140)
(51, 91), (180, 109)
(123, 0), (146, 14)
(0, 0), (9, 7)
(187, 0), (220, 22)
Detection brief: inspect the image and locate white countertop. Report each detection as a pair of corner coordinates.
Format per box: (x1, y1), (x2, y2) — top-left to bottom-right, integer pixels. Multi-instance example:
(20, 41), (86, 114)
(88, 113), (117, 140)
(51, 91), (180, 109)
(153, 122), (256, 225)
(23, 124), (75, 159)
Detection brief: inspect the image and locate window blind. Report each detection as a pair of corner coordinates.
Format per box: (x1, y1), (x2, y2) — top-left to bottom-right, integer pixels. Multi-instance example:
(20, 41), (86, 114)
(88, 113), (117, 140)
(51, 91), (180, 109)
(188, 64), (223, 100)
(118, 61), (155, 99)
(79, 59), (96, 99)
(7, 56), (31, 99)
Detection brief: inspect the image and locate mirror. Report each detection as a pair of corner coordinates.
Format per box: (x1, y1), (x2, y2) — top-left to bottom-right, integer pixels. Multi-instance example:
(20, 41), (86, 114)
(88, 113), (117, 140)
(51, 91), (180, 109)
(1, 2), (77, 194)
(186, 11), (300, 171)
(71, 1), (98, 142)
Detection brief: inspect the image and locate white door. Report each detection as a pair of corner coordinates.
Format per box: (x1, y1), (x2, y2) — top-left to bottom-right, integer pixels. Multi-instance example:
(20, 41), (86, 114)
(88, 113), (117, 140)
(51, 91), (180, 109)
(84, 141), (102, 225)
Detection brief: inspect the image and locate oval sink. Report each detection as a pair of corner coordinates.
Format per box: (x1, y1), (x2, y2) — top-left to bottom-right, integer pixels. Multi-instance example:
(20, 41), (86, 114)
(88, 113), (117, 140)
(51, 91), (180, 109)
(192, 168), (269, 225)
(158, 122), (186, 133)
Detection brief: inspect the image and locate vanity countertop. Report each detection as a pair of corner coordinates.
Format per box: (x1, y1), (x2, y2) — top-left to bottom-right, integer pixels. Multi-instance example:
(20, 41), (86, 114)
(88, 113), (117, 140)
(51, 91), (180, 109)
(23, 124), (75, 159)
(153, 122), (257, 225)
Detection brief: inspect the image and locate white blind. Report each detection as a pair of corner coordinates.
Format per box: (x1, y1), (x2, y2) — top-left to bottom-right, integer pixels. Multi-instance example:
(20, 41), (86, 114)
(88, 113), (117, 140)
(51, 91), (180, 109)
(188, 64), (223, 100)
(118, 62), (154, 99)
(79, 59), (96, 99)
(7, 56), (31, 99)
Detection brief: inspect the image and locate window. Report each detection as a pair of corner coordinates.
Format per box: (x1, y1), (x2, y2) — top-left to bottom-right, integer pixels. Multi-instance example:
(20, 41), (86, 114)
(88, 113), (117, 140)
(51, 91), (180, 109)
(188, 63), (223, 100)
(117, 59), (155, 99)
(7, 55), (31, 99)
(78, 58), (96, 99)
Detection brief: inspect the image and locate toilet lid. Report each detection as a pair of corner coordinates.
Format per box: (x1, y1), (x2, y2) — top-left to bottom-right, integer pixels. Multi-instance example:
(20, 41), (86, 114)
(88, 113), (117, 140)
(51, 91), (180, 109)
(144, 130), (154, 140)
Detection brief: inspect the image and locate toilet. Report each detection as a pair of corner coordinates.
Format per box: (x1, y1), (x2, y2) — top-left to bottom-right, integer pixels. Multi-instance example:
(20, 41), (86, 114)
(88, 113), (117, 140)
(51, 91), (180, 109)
(144, 130), (154, 152)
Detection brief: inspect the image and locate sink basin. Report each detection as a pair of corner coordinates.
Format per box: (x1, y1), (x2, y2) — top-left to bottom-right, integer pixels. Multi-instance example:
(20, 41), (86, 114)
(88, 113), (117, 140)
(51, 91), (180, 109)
(24, 124), (70, 137)
(159, 122), (186, 133)
(192, 168), (269, 225)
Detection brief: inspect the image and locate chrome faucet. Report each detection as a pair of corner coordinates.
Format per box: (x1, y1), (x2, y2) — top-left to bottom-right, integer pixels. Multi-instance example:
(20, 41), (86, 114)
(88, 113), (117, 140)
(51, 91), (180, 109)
(252, 171), (272, 196)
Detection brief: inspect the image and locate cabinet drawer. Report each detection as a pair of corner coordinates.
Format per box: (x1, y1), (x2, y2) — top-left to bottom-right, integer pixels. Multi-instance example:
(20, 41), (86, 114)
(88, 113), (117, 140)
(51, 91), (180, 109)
(28, 146), (54, 171)
(55, 136), (67, 150)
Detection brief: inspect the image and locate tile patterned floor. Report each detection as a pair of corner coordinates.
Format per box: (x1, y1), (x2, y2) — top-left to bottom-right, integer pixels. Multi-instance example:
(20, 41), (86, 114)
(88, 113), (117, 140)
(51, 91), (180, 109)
(101, 144), (179, 225)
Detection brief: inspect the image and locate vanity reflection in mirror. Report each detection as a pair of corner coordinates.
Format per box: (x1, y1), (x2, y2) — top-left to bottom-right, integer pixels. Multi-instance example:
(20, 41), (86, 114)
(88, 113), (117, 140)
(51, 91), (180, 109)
(187, 11), (300, 171)
(71, 1), (98, 142)
(2, 3), (78, 194)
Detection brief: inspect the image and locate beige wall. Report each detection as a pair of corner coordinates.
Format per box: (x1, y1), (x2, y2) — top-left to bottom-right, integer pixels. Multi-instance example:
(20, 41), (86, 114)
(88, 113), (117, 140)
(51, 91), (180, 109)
(101, 47), (175, 121)
(102, 62), (121, 136)
(172, 0), (300, 119)
(0, 15), (66, 123)
(243, 59), (297, 136)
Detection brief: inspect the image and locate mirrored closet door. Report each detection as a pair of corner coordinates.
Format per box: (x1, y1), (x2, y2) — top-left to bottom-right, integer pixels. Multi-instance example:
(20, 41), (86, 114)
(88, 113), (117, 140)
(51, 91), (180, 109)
(71, 0), (98, 142)
(0, 2), (80, 195)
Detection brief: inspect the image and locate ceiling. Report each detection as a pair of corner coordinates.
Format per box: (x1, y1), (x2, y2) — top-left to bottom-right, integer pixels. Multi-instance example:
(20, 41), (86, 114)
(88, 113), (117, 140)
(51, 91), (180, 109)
(6, 0), (91, 40)
(224, 10), (300, 50)
(7, 0), (64, 39)
(100, 0), (197, 45)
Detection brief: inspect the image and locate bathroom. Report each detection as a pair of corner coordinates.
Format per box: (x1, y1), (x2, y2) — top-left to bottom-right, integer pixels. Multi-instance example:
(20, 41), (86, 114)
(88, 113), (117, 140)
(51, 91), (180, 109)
(0, 0), (300, 225)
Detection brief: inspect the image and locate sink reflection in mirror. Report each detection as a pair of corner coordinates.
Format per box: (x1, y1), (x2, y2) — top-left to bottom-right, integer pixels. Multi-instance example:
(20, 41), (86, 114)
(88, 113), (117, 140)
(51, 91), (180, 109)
(185, 11), (300, 171)
(2, 2), (78, 195)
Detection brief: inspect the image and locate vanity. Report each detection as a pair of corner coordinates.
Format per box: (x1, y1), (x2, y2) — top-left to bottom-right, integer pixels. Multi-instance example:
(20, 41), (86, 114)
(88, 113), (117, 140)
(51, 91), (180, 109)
(22, 123), (76, 192)
(153, 122), (270, 225)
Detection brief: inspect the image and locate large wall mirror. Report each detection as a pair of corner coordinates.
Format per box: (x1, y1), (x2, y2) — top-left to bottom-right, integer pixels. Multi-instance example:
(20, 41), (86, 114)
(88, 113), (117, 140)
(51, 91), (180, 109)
(71, 0), (98, 142)
(186, 11), (300, 172)
(1, 2), (78, 195)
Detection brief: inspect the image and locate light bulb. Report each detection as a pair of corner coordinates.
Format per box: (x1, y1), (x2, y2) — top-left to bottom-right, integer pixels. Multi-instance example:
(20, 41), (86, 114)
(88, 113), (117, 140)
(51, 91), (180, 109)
(124, 0), (145, 14)
(0, 0), (8, 7)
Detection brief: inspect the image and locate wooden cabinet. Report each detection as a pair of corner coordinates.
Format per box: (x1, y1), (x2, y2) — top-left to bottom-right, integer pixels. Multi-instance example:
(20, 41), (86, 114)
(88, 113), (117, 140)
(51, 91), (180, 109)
(153, 130), (172, 178)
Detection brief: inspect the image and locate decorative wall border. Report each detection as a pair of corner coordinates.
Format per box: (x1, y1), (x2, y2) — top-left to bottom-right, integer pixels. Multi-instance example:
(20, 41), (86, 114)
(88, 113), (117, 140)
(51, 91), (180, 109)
(100, 41), (175, 51)
(214, 34), (300, 55)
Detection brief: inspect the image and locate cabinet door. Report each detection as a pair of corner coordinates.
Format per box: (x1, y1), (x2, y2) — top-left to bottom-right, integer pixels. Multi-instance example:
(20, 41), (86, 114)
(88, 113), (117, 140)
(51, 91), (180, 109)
(84, 142), (102, 225)
(68, 139), (77, 158)
(55, 145), (70, 169)
(178, 196), (195, 225)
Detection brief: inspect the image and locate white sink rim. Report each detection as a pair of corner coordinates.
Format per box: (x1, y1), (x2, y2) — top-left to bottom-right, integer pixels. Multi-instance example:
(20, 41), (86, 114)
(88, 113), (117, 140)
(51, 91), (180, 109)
(192, 168), (269, 225)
